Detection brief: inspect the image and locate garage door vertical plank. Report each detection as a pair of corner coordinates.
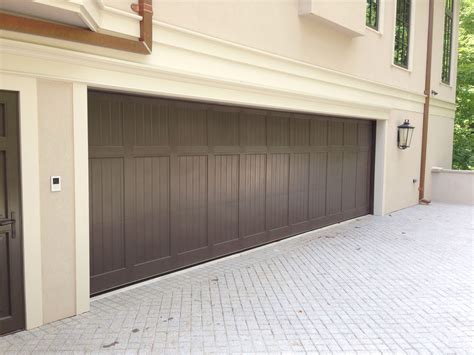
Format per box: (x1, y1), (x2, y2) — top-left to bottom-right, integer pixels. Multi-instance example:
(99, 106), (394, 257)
(168, 103), (179, 269)
(123, 96), (137, 282)
(289, 152), (310, 225)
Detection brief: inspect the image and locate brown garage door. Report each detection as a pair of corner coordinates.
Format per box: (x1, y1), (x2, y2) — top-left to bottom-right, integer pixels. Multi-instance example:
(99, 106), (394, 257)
(88, 91), (374, 294)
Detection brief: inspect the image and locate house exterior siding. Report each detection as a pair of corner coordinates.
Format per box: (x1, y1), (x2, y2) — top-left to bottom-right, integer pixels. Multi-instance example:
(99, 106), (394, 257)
(0, 0), (459, 330)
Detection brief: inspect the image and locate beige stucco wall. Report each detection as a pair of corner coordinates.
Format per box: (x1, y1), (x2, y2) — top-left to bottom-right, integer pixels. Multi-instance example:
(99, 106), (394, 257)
(424, 114), (455, 201)
(431, 168), (474, 204)
(155, 0), (455, 103)
(37, 80), (77, 324)
(383, 110), (424, 213)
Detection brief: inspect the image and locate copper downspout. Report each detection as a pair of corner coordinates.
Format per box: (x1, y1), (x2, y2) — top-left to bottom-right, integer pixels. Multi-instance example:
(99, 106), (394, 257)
(0, 0), (153, 54)
(419, 0), (435, 203)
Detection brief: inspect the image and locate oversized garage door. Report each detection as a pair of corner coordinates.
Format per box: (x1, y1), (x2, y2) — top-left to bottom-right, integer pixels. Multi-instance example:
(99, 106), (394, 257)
(88, 91), (374, 294)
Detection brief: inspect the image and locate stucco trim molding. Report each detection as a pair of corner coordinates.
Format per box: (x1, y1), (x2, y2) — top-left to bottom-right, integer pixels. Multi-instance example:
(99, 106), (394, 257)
(430, 98), (456, 118)
(153, 21), (427, 110)
(0, 17), (457, 120)
(432, 167), (474, 175)
(0, 18), (458, 121)
(0, 35), (435, 121)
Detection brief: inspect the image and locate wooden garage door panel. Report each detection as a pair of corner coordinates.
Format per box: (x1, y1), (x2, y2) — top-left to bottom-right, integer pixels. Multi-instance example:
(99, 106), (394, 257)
(239, 154), (266, 238)
(88, 97), (123, 147)
(290, 153), (310, 225)
(326, 151), (343, 215)
(132, 102), (169, 147)
(356, 150), (371, 208)
(240, 111), (266, 147)
(175, 155), (208, 255)
(171, 105), (207, 147)
(267, 153), (289, 231)
(328, 121), (343, 146)
(268, 114), (290, 147)
(211, 155), (239, 245)
(311, 118), (328, 146)
(309, 152), (327, 219)
(209, 110), (239, 147)
(88, 91), (374, 294)
(134, 156), (170, 264)
(342, 151), (358, 211)
(291, 117), (310, 147)
(89, 158), (125, 277)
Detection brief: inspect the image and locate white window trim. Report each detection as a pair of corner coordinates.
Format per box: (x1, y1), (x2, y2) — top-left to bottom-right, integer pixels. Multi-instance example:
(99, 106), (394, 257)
(441, 0), (458, 86)
(391, 0), (416, 72)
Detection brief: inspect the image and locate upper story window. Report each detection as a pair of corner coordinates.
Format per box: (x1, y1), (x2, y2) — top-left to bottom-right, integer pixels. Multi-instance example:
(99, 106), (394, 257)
(393, 0), (411, 68)
(366, 0), (379, 30)
(442, 0), (454, 83)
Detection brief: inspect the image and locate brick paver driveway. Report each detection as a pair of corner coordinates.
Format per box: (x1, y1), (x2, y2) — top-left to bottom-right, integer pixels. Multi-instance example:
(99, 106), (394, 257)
(1, 203), (473, 354)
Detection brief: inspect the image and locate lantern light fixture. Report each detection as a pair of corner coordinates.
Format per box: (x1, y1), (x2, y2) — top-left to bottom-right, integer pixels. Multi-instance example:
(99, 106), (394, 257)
(397, 119), (415, 150)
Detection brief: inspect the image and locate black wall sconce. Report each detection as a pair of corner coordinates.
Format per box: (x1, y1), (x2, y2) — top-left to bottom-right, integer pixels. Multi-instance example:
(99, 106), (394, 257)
(397, 120), (415, 150)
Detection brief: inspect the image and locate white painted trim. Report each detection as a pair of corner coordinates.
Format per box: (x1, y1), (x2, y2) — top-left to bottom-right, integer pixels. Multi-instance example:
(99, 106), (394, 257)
(366, 26), (383, 35)
(409, 0), (416, 71)
(0, 74), (43, 329)
(391, 62), (412, 73)
(439, 81), (453, 89)
(439, 0), (458, 91)
(72, 83), (89, 315)
(379, 0), (385, 34)
(441, 0), (460, 87)
(374, 120), (388, 215)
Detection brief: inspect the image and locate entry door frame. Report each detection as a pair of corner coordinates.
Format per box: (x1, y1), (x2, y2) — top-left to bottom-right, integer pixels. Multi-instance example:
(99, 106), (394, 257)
(0, 90), (24, 335)
(0, 74), (43, 330)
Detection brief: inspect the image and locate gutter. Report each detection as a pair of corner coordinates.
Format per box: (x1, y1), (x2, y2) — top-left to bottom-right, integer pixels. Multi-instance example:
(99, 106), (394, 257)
(0, 0), (153, 54)
(419, 0), (434, 203)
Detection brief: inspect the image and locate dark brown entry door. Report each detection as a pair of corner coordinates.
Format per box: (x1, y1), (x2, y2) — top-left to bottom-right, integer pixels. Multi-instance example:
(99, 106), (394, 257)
(0, 91), (24, 335)
(89, 91), (374, 294)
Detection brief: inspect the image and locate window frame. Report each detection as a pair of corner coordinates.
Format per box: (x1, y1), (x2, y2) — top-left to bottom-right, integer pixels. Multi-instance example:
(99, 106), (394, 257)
(366, 0), (380, 31)
(393, 0), (412, 69)
(441, 0), (454, 84)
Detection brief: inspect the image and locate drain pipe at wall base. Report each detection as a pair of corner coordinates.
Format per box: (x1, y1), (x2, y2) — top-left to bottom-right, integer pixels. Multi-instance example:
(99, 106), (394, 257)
(419, 0), (435, 204)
